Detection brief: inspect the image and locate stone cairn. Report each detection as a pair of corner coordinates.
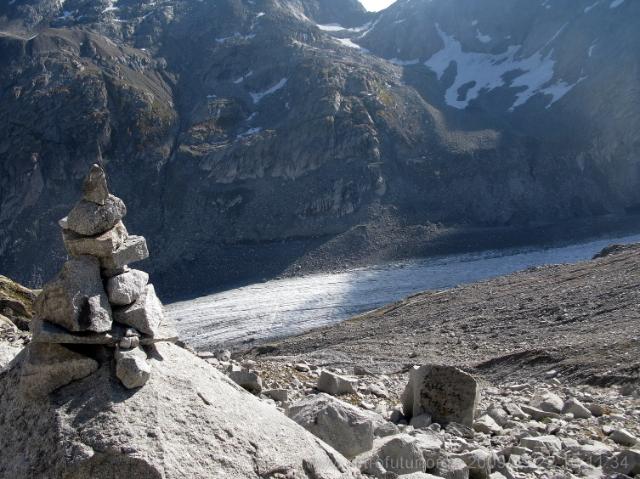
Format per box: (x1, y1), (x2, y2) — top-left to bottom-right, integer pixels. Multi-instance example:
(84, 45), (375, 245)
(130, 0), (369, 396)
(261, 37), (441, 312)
(20, 164), (177, 398)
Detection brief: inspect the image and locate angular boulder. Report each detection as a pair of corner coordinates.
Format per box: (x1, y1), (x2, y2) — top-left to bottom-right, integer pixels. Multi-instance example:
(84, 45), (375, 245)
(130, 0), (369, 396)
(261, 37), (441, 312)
(609, 428), (638, 447)
(100, 236), (149, 270)
(603, 449), (640, 476)
(34, 256), (112, 333)
(436, 457), (469, 479)
(115, 347), (151, 389)
(530, 391), (564, 414)
(0, 342), (358, 478)
(113, 284), (163, 336)
(355, 433), (432, 476)
(562, 397), (592, 419)
(228, 369), (262, 394)
(19, 343), (99, 399)
(63, 221), (128, 259)
(82, 164), (109, 205)
(106, 269), (149, 306)
(66, 194), (126, 236)
(317, 370), (357, 395)
(451, 449), (492, 479)
(288, 393), (375, 458)
(402, 365), (480, 426)
(519, 435), (562, 454)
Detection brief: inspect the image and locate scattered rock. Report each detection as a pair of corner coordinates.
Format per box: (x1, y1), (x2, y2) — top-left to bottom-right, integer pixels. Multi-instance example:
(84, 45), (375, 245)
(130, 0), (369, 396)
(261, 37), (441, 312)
(436, 457), (469, 479)
(603, 449), (640, 476)
(519, 436), (562, 454)
(317, 369), (357, 395)
(115, 347), (151, 389)
(263, 388), (288, 402)
(34, 256), (112, 333)
(451, 449), (492, 479)
(66, 194), (126, 236)
(288, 393), (375, 458)
(530, 391), (564, 413)
(228, 369), (262, 394)
(609, 428), (638, 447)
(562, 397), (592, 419)
(520, 404), (561, 420)
(473, 414), (502, 435)
(294, 362), (310, 372)
(368, 382), (389, 398)
(215, 349), (231, 361)
(106, 269), (149, 306)
(402, 365), (480, 426)
(356, 433), (428, 475)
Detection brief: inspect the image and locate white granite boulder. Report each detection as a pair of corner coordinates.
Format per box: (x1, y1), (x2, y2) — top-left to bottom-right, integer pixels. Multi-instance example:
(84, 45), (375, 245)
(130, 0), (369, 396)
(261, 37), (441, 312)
(113, 284), (163, 336)
(34, 256), (112, 333)
(402, 365), (480, 426)
(115, 347), (151, 389)
(288, 393), (375, 458)
(106, 269), (149, 306)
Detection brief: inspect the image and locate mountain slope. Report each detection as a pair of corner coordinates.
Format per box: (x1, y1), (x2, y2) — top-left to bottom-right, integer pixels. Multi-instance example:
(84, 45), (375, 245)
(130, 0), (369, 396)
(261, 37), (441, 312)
(1, 0), (638, 298)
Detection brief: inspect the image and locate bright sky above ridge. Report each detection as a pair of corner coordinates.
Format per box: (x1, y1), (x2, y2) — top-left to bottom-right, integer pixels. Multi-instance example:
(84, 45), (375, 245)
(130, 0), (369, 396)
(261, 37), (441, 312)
(359, 0), (397, 11)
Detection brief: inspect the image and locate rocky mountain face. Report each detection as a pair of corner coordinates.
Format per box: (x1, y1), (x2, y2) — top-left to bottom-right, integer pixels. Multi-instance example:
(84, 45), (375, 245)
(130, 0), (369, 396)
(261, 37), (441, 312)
(1, 0), (639, 298)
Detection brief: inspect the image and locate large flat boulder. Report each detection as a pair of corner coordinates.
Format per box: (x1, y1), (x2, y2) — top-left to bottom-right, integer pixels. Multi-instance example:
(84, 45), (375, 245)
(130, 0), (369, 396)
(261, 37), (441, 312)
(18, 343), (99, 399)
(63, 222), (128, 259)
(288, 393), (376, 458)
(402, 365), (480, 426)
(66, 194), (126, 236)
(34, 256), (112, 333)
(0, 342), (358, 478)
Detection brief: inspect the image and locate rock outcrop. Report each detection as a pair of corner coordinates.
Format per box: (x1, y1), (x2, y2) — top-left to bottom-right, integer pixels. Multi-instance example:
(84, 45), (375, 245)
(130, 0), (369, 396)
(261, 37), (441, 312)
(0, 275), (37, 331)
(0, 342), (358, 478)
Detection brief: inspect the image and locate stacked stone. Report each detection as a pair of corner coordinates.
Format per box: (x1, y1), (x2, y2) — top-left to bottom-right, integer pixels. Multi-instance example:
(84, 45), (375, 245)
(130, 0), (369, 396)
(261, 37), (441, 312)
(21, 164), (176, 397)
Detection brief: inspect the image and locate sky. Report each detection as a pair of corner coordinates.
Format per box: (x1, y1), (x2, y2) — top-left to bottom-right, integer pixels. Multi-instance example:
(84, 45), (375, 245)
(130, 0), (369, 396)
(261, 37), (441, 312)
(359, 0), (397, 12)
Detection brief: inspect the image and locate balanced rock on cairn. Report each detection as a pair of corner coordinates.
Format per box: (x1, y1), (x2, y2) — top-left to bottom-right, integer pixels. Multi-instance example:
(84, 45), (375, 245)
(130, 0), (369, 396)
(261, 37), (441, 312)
(21, 164), (177, 397)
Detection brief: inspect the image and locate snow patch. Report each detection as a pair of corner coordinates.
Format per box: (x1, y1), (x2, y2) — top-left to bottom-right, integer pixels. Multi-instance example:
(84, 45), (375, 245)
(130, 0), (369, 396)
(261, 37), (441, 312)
(316, 22), (372, 33)
(388, 58), (420, 66)
(610, 0), (624, 8)
(476, 29), (491, 44)
(237, 127), (262, 139)
(424, 24), (578, 110)
(250, 78), (288, 104)
(539, 77), (587, 109)
(584, 1), (599, 13)
(336, 38), (367, 50)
